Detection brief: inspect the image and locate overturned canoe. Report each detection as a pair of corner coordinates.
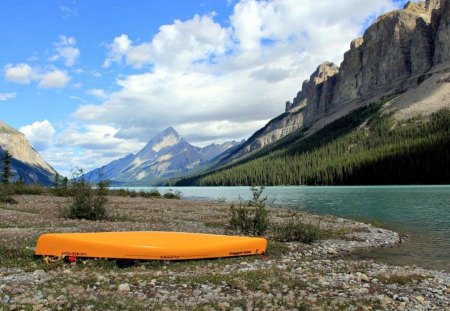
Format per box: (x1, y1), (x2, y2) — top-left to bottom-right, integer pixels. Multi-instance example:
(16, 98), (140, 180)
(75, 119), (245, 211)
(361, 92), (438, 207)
(35, 231), (267, 260)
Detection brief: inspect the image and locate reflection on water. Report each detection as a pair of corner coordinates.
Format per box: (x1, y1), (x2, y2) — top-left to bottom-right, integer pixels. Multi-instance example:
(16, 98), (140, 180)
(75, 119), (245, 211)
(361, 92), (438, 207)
(124, 186), (450, 272)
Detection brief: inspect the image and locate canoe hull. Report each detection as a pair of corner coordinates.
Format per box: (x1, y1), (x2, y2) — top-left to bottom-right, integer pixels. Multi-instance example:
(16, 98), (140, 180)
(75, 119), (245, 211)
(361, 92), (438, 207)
(35, 231), (267, 260)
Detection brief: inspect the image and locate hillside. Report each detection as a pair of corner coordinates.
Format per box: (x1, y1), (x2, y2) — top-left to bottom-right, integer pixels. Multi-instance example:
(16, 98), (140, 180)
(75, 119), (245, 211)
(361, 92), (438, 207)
(175, 0), (450, 186)
(0, 121), (57, 185)
(176, 104), (450, 186)
(217, 0), (450, 167)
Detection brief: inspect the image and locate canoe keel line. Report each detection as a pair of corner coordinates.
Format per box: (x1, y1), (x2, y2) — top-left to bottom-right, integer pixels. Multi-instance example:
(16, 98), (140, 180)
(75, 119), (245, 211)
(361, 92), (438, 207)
(35, 231), (267, 263)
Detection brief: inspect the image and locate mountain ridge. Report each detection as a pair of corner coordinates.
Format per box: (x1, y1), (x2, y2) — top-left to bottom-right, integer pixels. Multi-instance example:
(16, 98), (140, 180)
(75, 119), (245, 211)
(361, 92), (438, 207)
(83, 127), (241, 185)
(0, 120), (57, 185)
(174, 0), (450, 186)
(218, 0), (450, 166)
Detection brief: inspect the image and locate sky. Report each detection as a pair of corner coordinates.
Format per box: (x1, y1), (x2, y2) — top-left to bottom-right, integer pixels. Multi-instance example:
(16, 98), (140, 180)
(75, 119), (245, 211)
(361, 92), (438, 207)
(0, 0), (409, 176)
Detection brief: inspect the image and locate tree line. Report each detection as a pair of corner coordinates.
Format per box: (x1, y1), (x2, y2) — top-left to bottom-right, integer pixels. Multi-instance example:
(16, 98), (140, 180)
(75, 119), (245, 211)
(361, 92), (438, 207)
(176, 104), (450, 186)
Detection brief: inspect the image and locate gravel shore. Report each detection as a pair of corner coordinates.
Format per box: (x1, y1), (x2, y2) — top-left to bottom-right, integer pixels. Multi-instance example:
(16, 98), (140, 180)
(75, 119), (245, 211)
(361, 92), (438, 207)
(0, 194), (449, 310)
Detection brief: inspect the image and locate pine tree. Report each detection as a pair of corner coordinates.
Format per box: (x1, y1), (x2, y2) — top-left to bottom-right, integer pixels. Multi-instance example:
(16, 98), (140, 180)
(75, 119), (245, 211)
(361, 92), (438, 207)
(2, 150), (12, 185)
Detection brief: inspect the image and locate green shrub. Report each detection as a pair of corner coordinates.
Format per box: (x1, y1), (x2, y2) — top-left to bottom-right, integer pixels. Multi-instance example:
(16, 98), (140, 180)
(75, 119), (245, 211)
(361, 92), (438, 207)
(273, 213), (324, 244)
(163, 189), (181, 199)
(52, 173), (70, 197)
(144, 187), (161, 197)
(63, 169), (108, 220)
(0, 184), (17, 204)
(228, 186), (269, 237)
(11, 182), (47, 195)
(109, 187), (162, 198)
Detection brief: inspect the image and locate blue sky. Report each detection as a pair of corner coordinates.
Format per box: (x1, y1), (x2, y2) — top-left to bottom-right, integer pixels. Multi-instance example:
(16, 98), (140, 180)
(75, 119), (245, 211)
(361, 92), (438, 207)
(0, 0), (408, 175)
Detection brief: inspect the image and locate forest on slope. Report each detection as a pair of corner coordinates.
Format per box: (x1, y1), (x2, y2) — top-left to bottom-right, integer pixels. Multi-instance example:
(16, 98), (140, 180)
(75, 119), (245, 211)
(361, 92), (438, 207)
(175, 102), (450, 186)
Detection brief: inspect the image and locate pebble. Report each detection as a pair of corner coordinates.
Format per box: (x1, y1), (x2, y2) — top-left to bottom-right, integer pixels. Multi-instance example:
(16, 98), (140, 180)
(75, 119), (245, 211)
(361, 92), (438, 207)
(386, 284), (398, 290)
(193, 289), (202, 297)
(118, 283), (131, 292)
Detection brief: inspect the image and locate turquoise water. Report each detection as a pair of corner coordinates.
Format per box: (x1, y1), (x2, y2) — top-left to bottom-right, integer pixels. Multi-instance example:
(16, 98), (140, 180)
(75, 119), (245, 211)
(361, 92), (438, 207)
(128, 186), (450, 272)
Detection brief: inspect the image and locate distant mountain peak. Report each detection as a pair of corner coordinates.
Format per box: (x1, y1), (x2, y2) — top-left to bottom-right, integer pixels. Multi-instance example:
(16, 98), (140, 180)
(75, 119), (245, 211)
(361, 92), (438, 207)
(82, 127), (239, 185)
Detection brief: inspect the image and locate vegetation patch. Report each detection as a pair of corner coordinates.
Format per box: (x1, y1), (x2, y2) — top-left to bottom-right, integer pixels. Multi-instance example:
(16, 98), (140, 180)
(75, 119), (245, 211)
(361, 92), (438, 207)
(227, 186), (269, 237)
(376, 273), (427, 285)
(62, 169), (108, 221)
(272, 213), (329, 244)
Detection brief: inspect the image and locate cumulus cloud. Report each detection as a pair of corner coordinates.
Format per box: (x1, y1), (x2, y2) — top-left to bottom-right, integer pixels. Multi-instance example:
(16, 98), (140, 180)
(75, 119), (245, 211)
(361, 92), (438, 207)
(103, 14), (230, 69)
(49, 35), (80, 66)
(4, 63), (70, 89)
(4, 63), (32, 84)
(56, 124), (144, 158)
(86, 88), (108, 99)
(19, 120), (56, 151)
(0, 92), (16, 101)
(38, 69), (70, 88)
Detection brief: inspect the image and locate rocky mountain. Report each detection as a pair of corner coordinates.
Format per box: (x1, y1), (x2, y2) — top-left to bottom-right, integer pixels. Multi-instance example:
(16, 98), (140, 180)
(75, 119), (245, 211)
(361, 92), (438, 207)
(83, 127), (240, 185)
(220, 0), (450, 165)
(0, 120), (57, 185)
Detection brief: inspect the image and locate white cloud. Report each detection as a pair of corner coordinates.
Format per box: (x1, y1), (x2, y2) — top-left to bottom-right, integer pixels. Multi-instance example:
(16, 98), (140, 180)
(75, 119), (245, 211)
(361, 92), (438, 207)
(87, 88), (108, 99)
(19, 120), (56, 151)
(0, 92), (16, 101)
(38, 69), (70, 88)
(4, 63), (32, 84)
(56, 124), (144, 153)
(103, 14), (230, 69)
(103, 34), (133, 68)
(49, 36), (80, 67)
(4, 63), (71, 89)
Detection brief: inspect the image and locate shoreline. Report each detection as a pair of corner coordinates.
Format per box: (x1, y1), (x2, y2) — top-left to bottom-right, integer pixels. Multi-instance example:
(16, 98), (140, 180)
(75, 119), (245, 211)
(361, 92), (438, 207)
(0, 194), (449, 310)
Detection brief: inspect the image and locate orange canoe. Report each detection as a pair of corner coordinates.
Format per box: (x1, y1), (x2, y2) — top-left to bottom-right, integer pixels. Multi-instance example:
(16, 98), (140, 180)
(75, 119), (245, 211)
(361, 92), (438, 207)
(35, 231), (267, 260)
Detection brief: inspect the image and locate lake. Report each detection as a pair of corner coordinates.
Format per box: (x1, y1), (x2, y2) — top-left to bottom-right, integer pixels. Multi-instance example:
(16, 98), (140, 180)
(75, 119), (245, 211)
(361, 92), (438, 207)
(126, 186), (450, 272)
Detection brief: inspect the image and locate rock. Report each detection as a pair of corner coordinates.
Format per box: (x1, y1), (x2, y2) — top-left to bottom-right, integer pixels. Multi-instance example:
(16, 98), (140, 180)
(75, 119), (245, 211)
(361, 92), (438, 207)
(434, 0), (450, 63)
(415, 295), (425, 302)
(118, 283), (131, 292)
(356, 272), (369, 282)
(354, 287), (369, 295)
(193, 289), (202, 297)
(386, 284), (398, 290)
(380, 296), (393, 306)
(97, 275), (106, 282)
(399, 296), (410, 303)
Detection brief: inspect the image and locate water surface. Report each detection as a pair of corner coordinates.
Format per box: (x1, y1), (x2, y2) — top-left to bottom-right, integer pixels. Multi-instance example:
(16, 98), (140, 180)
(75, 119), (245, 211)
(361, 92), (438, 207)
(127, 186), (450, 272)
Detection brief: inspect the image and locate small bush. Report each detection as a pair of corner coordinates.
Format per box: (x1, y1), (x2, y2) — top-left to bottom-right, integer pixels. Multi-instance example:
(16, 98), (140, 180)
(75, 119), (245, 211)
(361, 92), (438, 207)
(109, 187), (162, 198)
(63, 169), (108, 220)
(228, 186), (269, 237)
(163, 189), (181, 199)
(52, 173), (70, 197)
(144, 188), (161, 197)
(273, 213), (325, 244)
(0, 184), (17, 204)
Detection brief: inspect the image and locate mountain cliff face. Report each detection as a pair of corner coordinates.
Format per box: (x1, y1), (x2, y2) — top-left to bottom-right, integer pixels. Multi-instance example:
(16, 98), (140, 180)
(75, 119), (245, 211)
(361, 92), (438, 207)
(222, 0), (450, 165)
(83, 127), (240, 184)
(0, 121), (57, 185)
